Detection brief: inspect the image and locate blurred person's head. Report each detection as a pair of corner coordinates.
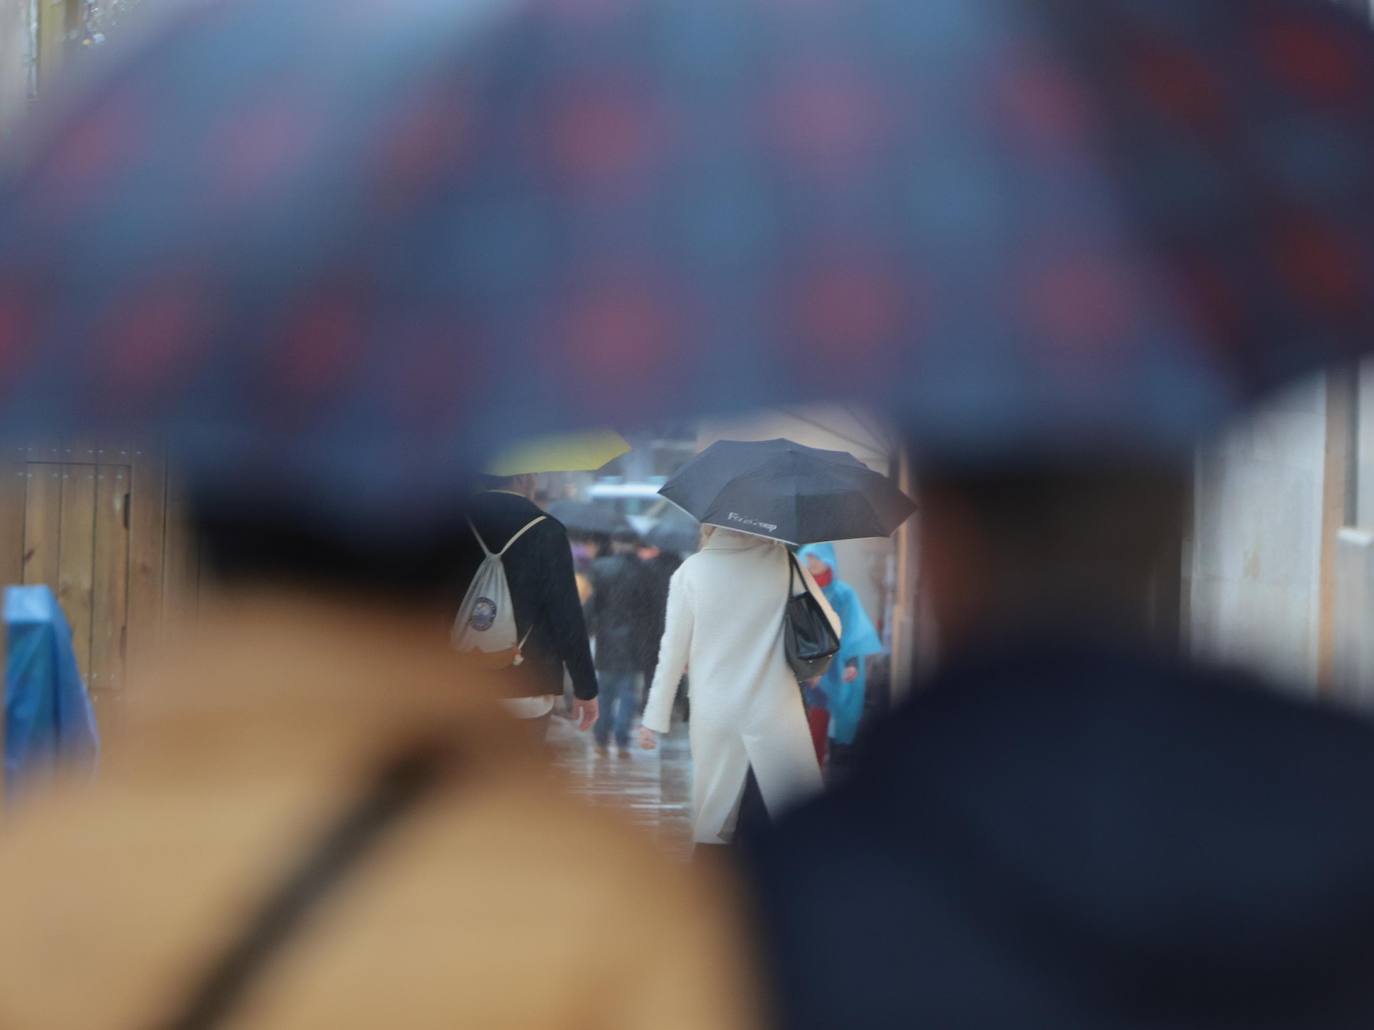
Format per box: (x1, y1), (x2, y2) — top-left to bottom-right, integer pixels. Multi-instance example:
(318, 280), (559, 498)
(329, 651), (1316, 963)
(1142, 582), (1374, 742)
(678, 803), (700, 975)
(637, 544), (662, 561)
(610, 528), (640, 556)
(474, 473), (537, 499)
(569, 532), (609, 566)
(191, 493), (468, 619)
(916, 460), (1186, 655)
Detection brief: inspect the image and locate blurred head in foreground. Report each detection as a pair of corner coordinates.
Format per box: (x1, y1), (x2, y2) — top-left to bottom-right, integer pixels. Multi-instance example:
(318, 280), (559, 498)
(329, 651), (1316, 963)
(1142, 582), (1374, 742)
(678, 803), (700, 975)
(191, 491), (473, 626)
(745, 455), (1374, 1030)
(916, 459), (1187, 656)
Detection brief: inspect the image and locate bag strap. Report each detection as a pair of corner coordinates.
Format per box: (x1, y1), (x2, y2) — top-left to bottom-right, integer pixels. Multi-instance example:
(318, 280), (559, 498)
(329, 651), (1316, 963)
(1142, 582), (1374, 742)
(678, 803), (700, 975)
(154, 738), (462, 1030)
(515, 621), (538, 657)
(467, 516), (546, 560)
(467, 520), (495, 558)
(498, 515), (547, 557)
(787, 550), (801, 596)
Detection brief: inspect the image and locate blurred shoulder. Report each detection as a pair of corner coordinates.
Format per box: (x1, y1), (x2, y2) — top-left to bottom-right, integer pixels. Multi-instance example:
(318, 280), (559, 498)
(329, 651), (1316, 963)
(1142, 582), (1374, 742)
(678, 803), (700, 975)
(672, 551), (716, 589)
(673, 552), (702, 577)
(535, 512), (570, 541)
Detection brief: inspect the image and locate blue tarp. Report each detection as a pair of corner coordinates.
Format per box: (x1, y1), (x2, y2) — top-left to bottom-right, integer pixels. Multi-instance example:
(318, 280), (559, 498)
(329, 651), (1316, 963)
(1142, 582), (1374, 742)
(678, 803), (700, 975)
(4, 586), (99, 797)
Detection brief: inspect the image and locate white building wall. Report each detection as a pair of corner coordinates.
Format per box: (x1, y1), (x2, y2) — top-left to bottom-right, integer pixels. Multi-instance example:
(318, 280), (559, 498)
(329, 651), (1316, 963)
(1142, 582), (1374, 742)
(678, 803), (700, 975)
(1188, 377), (1328, 692)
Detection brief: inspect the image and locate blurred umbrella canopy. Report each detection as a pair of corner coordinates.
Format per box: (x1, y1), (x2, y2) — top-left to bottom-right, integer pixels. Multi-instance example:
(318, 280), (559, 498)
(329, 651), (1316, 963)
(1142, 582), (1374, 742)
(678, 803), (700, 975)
(546, 499), (633, 539)
(485, 429), (631, 477)
(1, 0), (1374, 526)
(644, 508), (702, 556)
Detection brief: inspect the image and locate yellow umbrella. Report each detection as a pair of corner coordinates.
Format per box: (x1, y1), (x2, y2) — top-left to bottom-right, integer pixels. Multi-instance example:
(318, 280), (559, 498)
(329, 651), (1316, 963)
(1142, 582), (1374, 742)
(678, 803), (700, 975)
(485, 430), (632, 477)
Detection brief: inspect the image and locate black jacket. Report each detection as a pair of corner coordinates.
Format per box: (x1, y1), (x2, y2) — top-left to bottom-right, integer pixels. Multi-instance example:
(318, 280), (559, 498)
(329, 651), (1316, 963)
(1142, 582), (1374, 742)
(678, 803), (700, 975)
(639, 553), (682, 683)
(747, 633), (1374, 1028)
(585, 554), (650, 676)
(452, 491), (598, 700)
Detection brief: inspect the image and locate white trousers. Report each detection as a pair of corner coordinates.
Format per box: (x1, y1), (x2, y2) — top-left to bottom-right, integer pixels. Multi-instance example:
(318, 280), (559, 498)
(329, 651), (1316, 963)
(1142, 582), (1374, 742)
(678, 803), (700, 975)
(687, 679), (823, 844)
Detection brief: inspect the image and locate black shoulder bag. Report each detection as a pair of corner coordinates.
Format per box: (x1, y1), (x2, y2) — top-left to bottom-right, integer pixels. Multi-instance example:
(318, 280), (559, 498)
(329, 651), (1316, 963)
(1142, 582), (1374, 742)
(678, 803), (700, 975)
(783, 551), (840, 681)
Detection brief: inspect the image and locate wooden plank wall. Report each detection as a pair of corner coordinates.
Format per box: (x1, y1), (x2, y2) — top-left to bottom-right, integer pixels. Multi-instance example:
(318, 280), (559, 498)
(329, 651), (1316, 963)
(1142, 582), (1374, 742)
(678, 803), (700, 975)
(22, 456), (63, 590)
(126, 447), (168, 677)
(91, 457), (131, 691)
(57, 453), (97, 678)
(0, 441), (200, 727)
(0, 445), (24, 588)
(161, 474), (200, 635)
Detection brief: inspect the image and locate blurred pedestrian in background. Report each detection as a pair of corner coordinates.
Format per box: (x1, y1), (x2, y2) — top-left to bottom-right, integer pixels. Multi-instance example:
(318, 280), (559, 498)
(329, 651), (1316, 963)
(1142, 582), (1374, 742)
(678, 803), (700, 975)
(568, 534), (608, 621)
(749, 461), (1374, 1028)
(0, 496), (758, 1030)
(455, 476), (599, 741)
(585, 528), (649, 757)
(796, 544), (883, 782)
(569, 533), (607, 580)
(637, 534), (689, 718)
(549, 532), (603, 720)
(639, 527), (827, 849)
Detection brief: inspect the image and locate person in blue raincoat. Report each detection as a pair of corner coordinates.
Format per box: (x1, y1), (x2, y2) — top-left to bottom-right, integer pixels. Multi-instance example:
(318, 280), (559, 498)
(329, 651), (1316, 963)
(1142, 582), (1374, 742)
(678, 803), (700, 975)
(3, 585), (99, 799)
(797, 544), (883, 779)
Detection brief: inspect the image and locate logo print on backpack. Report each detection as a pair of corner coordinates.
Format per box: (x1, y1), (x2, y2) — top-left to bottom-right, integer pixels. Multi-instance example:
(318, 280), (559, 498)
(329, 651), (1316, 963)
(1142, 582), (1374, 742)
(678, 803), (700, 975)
(468, 598), (498, 632)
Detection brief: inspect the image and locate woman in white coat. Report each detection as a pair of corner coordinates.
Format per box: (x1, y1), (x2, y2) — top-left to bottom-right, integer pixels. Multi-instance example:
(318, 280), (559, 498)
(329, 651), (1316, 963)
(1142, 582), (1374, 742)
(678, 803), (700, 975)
(638, 526), (837, 845)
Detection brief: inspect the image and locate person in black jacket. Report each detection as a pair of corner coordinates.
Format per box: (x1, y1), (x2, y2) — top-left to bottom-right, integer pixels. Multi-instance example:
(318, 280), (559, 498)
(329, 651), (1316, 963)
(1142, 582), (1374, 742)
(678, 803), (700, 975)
(746, 460), (1374, 1029)
(453, 476), (599, 741)
(636, 541), (684, 696)
(586, 529), (650, 756)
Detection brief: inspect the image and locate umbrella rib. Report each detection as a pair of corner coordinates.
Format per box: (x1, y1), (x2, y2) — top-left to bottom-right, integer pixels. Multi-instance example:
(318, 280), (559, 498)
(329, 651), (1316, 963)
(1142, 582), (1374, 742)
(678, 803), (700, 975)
(841, 403), (898, 457)
(772, 409), (885, 459)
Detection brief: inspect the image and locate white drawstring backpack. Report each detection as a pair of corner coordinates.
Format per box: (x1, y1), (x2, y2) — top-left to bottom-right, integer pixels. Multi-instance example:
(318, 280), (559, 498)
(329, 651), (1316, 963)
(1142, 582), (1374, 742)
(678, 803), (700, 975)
(451, 516), (546, 668)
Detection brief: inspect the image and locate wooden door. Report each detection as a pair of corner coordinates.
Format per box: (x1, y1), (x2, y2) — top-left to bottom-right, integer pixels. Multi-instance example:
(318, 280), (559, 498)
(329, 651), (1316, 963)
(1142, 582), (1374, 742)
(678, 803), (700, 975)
(17, 445), (132, 709)
(0, 442), (189, 734)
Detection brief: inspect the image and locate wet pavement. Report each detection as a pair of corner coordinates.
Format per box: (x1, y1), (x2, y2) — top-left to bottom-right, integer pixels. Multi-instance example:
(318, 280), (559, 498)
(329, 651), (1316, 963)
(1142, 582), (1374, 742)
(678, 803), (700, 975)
(548, 714), (694, 860)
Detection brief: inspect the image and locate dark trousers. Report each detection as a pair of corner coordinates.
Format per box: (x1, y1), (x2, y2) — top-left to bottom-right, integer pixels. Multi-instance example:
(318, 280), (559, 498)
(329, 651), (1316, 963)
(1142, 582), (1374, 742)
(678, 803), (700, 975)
(826, 740), (857, 786)
(733, 767), (772, 850)
(594, 672), (639, 747)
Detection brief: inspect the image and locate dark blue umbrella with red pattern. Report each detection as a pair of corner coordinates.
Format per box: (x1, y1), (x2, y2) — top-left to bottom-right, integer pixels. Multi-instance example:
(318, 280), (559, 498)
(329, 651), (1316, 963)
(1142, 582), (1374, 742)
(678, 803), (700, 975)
(1, 0), (1373, 520)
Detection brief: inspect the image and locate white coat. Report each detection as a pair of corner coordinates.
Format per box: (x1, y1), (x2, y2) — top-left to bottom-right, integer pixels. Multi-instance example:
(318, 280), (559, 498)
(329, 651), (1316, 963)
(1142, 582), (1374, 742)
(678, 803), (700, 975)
(643, 529), (839, 844)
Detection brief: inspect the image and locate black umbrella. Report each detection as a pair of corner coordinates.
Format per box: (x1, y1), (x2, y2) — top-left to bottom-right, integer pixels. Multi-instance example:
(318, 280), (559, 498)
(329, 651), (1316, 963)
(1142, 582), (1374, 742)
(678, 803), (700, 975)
(659, 440), (914, 546)
(547, 500), (632, 539)
(644, 509), (701, 556)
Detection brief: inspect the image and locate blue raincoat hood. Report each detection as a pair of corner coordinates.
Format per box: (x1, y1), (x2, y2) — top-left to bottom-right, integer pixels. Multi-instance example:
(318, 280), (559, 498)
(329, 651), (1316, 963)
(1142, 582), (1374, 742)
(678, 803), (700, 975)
(798, 542), (838, 574)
